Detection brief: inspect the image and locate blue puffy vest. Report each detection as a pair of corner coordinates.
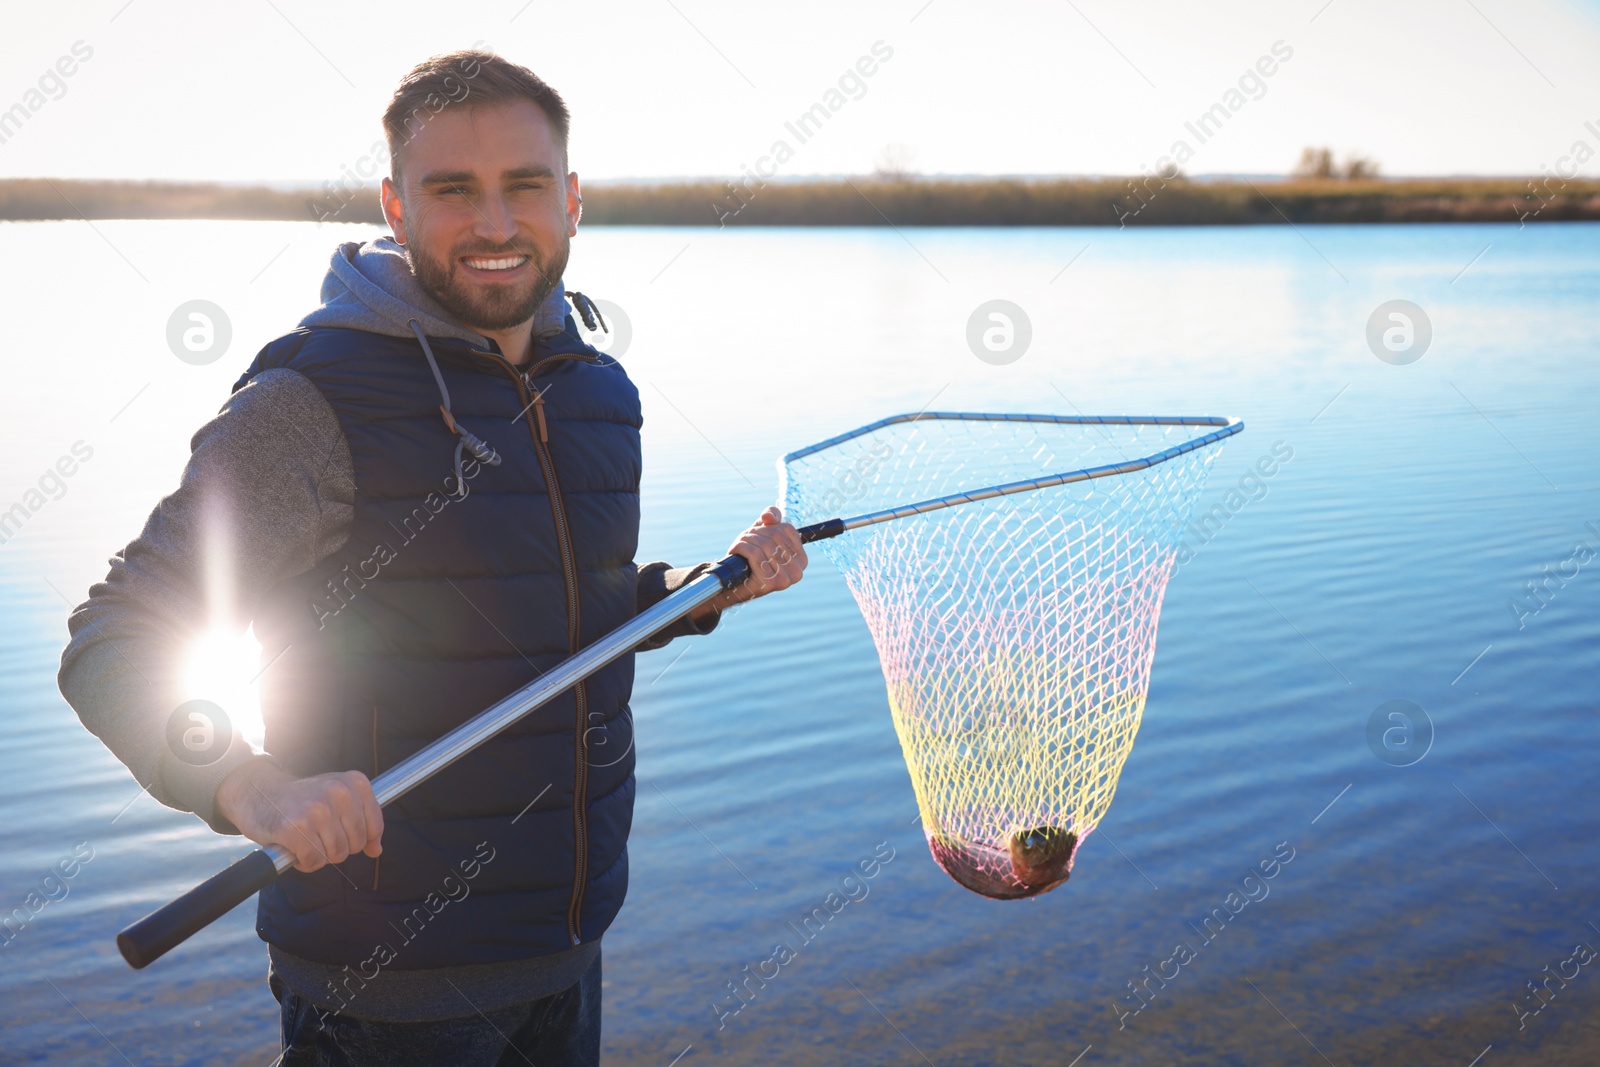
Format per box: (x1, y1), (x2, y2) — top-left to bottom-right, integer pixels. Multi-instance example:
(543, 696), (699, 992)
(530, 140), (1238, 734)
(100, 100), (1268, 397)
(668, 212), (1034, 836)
(236, 314), (641, 967)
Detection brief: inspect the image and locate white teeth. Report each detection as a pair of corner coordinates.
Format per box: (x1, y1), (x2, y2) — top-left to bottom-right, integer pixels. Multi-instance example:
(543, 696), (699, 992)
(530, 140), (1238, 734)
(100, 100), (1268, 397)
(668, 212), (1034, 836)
(463, 256), (528, 271)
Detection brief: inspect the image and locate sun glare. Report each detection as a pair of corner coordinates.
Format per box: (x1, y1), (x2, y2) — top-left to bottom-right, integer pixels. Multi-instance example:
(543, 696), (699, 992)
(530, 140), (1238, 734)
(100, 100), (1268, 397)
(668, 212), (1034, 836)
(182, 626), (267, 750)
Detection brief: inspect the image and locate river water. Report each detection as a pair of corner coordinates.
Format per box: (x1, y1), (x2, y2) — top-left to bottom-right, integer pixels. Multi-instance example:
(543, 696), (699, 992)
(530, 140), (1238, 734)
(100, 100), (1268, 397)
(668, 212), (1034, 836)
(0, 219), (1596, 1065)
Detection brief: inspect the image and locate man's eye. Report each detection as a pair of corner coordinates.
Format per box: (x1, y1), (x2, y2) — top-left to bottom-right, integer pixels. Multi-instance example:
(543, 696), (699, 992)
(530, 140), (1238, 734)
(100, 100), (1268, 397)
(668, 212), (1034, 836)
(440, 186), (470, 196)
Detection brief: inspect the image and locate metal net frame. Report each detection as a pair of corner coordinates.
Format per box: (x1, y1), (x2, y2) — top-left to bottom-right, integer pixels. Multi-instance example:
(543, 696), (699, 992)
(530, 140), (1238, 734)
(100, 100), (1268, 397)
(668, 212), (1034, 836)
(781, 413), (1237, 900)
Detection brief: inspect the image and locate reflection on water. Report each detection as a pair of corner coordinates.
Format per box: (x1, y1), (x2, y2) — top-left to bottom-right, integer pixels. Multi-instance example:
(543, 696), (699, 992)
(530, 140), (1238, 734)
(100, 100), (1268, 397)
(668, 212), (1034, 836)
(0, 220), (1597, 1065)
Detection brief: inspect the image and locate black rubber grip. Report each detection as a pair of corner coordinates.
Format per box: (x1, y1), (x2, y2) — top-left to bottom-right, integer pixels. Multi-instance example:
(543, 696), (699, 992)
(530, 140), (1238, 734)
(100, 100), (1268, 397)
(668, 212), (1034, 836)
(799, 518), (845, 543)
(708, 552), (753, 588)
(117, 848), (280, 969)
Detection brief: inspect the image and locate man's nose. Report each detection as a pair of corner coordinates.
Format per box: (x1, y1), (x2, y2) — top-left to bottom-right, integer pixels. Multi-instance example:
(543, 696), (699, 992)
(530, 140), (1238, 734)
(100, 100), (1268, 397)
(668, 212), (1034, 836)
(472, 190), (517, 244)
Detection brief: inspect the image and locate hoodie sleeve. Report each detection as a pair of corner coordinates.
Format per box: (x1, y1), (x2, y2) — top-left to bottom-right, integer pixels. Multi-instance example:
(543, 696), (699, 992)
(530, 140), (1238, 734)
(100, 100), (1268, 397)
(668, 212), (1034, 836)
(633, 562), (721, 652)
(57, 369), (355, 833)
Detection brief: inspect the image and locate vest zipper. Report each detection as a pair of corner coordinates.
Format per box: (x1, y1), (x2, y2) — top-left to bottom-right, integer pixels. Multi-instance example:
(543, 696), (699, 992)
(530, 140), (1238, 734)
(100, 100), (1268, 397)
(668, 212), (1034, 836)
(371, 706), (382, 891)
(481, 349), (598, 946)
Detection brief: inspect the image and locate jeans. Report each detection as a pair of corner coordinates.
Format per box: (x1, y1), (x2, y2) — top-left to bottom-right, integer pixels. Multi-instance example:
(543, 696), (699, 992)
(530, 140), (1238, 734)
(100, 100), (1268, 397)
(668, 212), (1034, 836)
(273, 952), (601, 1066)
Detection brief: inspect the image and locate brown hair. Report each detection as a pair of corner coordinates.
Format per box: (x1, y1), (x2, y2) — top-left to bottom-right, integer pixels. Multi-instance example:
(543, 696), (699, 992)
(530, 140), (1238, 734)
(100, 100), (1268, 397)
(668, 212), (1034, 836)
(382, 50), (570, 179)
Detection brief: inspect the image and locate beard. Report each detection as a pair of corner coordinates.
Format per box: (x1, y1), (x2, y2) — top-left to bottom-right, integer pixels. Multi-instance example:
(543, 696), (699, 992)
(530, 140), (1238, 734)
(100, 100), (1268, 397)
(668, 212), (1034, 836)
(407, 232), (569, 333)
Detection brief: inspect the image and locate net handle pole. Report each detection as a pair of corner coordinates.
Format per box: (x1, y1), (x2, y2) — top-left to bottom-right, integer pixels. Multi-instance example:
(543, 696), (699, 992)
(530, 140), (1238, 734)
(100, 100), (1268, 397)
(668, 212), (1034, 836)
(117, 551), (765, 970)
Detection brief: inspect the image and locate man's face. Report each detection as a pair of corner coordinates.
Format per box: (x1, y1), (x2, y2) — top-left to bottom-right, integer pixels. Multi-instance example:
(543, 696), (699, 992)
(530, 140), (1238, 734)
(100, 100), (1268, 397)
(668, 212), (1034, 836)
(382, 99), (579, 334)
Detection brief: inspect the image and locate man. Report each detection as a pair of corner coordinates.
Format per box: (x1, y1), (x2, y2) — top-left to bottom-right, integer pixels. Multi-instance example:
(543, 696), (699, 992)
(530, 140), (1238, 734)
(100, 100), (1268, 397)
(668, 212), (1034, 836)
(58, 50), (805, 1065)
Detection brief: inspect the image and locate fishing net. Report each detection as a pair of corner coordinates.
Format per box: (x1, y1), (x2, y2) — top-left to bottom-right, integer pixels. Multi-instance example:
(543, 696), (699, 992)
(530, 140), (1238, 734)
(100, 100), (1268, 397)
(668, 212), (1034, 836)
(781, 413), (1235, 899)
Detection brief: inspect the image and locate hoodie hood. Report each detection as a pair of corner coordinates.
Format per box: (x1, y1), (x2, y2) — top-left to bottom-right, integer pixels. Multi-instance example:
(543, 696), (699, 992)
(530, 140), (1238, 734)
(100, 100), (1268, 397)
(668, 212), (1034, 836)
(298, 237), (572, 350)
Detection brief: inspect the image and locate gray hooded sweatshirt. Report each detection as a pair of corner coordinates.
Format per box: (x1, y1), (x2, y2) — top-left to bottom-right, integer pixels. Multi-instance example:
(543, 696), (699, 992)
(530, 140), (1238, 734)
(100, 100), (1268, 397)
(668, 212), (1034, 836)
(57, 238), (718, 1021)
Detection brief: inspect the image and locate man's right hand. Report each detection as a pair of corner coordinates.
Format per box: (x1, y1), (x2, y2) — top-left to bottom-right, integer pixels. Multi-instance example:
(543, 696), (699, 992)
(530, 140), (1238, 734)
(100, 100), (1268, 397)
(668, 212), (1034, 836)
(214, 759), (384, 874)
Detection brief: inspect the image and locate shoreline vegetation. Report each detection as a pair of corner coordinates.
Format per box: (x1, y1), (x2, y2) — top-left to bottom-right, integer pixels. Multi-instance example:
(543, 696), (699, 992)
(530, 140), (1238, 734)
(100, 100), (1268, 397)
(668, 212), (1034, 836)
(2, 176), (1595, 227)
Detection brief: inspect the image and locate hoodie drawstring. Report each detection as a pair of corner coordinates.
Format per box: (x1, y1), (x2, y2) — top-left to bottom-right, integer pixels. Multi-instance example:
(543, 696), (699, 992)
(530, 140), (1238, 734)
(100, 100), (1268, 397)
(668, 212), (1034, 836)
(568, 291), (608, 334)
(408, 318), (501, 498)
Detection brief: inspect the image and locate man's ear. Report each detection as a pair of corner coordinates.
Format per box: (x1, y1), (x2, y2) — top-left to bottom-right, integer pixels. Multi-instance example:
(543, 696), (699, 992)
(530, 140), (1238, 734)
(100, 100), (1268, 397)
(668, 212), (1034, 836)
(567, 172), (582, 238)
(381, 176), (408, 245)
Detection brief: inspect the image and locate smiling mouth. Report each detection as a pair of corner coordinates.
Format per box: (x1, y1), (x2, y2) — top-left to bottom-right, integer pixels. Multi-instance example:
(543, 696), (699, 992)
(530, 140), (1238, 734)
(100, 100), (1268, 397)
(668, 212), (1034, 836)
(461, 254), (530, 272)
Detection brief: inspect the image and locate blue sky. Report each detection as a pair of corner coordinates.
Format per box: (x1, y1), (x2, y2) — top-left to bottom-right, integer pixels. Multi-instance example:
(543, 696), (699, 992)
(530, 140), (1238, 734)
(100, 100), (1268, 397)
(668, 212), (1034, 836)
(1, 0), (1597, 182)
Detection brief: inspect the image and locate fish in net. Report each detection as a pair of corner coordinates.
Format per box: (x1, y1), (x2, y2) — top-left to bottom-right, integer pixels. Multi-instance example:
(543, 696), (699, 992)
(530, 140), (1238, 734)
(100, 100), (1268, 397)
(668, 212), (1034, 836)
(781, 413), (1236, 900)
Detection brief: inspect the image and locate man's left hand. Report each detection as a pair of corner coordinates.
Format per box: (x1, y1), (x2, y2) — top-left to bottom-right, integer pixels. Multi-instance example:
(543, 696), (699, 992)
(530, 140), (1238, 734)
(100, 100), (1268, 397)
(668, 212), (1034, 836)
(696, 506), (807, 617)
